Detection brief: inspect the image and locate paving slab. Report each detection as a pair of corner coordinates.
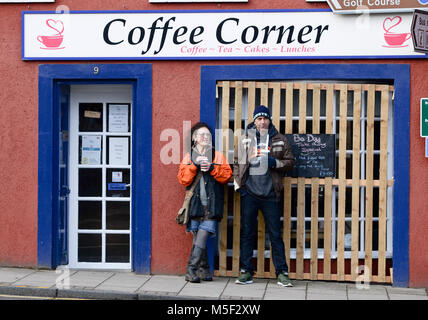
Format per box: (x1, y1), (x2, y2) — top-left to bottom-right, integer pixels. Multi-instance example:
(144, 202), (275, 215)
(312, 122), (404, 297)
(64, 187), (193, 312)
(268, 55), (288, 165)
(264, 279), (307, 300)
(388, 294), (428, 300)
(139, 275), (187, 294)
(95, 273), (151, 292)
(386, 287), (428, 296)
(178, 277), (228, 298)
(68, 271), (115, 288)
(347, 285), (389, 300)
(13, 270), (67, 288)
(307, 293), (347, 300)
(221, 279), (268, 299)
(0, 267), (36, 284)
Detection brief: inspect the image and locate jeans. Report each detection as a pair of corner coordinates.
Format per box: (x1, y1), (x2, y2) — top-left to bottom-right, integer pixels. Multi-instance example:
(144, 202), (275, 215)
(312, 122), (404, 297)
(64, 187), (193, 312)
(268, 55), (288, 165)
(240, 191), (289, 276)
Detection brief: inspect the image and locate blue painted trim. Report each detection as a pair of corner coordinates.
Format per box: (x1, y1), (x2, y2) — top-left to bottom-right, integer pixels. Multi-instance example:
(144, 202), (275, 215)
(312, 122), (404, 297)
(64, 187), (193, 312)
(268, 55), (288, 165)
(22, 9), (428, 61)
(200, 64), (410, 287)
(37, 64), (152, 273)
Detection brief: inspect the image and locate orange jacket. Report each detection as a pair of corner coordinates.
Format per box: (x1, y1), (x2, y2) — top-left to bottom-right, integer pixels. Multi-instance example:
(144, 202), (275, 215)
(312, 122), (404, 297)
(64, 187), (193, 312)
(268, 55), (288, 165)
(177, 151), (232, 187)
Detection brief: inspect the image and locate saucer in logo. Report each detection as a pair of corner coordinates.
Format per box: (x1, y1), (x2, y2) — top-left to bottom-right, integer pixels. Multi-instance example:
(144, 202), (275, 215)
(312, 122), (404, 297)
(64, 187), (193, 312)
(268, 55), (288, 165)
(418, 0), (428, 4)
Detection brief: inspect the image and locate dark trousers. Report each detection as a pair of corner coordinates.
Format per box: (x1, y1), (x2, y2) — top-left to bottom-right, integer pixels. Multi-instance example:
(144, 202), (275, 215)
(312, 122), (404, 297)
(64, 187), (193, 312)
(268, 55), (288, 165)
(240, 192), (289, 276)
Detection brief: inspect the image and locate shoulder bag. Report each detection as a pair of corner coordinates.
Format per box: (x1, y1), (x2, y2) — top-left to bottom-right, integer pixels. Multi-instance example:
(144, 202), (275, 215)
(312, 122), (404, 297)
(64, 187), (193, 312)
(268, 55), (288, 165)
(175, 172), (202, 225)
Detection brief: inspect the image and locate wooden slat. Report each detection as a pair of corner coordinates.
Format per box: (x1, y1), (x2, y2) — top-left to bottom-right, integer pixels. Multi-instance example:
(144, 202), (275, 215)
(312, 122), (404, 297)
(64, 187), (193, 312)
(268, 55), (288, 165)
(232, 81), (243, 277)
(285, 82), (293, 133)
(351, 85), (362, 281)
(296, 83), (307, 279)
(247, 81), (256, 124)
(337, 84), (348, 281)
(283, 82), (294, 272)
(283, 179), (292, 271)
(378, 85), (389, 282)
(257, 211), (265, 277)
(323, 83), (334, 280)
(310, 84), (320, 280)
(272, 83), (281, 129)
(261, 82), (268, 106)
(219, 81), (229, 276)
(364, 85), (375, 282)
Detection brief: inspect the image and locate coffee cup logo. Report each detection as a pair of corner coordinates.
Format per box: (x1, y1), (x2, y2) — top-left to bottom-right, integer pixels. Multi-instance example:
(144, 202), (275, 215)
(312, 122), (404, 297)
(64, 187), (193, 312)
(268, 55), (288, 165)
(382, 16), (411, 48)
(37, 19), (65, 50)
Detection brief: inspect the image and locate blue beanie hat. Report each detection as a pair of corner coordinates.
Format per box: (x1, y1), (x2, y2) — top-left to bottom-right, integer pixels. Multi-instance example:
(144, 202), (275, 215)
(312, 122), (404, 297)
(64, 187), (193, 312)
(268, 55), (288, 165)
(253, 105), (271, 121)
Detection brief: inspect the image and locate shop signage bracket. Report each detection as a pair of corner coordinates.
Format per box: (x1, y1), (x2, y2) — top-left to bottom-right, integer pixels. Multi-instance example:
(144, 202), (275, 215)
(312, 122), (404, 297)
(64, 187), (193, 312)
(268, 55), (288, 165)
(411, 9), (428, 53)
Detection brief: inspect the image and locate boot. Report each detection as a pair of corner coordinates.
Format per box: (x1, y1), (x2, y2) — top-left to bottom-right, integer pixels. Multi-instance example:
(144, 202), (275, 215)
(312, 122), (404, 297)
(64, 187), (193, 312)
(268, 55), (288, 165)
(184, 245), (203, 283)
(198, 249), (213, 281)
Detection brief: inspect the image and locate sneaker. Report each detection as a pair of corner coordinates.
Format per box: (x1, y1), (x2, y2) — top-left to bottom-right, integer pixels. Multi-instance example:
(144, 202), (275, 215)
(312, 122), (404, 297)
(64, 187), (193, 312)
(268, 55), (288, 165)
(277, 272), (293, 287)
(235, 271), (253, 284)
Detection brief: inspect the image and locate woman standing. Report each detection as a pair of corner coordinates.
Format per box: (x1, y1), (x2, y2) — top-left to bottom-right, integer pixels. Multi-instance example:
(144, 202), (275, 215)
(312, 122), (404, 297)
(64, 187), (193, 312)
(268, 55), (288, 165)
(177, 122), (232, 283)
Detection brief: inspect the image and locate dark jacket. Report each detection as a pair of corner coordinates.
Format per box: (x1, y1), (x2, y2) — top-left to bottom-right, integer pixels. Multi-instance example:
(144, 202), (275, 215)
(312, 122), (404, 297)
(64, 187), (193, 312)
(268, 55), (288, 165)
(233, 123), (295, 198)
(177, 149), (232, 221)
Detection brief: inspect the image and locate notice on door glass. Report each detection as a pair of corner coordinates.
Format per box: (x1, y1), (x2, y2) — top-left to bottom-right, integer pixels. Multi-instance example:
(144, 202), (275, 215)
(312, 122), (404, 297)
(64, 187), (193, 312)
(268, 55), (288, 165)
(112, 171), (123, 182)
(81, 135), (102, 165)
(108, 104), (129, 132)
(109, 137), (129, 166)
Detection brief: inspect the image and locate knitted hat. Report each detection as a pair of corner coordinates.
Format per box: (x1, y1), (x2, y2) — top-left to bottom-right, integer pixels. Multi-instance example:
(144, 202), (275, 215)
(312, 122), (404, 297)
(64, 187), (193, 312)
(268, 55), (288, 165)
(253, 105), (271, 121)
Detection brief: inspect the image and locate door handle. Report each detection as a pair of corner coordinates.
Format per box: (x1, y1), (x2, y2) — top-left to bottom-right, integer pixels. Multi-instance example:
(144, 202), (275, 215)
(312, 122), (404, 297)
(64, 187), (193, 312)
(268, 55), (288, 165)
(60, 186), (71, 196)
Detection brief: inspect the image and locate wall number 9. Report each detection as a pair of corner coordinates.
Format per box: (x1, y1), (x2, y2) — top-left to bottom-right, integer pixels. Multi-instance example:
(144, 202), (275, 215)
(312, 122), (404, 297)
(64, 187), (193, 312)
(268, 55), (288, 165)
(93, 66), (99, 75)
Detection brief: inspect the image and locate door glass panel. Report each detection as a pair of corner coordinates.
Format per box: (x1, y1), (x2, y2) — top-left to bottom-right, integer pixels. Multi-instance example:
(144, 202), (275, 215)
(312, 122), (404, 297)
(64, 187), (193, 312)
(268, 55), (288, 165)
(79, 103), (103, 132)
(78, 233), (101, 262)
(106, 168), (130, 198)
(78, 201), (102, 229)
(106, 201), (130, 230)
(106, 234), (130, 263)
(78, 168), (102, 197)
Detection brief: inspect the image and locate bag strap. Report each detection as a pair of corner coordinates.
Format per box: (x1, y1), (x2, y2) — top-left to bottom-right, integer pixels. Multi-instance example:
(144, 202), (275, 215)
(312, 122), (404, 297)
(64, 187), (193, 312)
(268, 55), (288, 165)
(189, 172), (203, 193)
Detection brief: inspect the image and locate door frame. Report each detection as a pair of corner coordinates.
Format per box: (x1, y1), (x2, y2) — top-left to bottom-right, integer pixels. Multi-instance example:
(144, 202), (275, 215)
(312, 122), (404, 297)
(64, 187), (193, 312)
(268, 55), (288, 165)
(200, 64), (410, 287)
(37, 64), (152, 273)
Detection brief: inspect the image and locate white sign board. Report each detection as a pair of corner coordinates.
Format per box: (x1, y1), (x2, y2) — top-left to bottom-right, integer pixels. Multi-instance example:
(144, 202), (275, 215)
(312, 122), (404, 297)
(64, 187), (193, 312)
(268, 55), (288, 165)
(81, 135), (102, 165)
(108, 104), (129, 133)
(22, 10), (428, 60)
(109, 138), (129, 166)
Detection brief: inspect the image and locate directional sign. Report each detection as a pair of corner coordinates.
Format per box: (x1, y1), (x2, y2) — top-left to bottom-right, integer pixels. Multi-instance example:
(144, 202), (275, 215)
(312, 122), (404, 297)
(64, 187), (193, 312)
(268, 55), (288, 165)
(412, 9), (428, 53)
(421, 98), (428, 137)
(326, 0), (428, 14)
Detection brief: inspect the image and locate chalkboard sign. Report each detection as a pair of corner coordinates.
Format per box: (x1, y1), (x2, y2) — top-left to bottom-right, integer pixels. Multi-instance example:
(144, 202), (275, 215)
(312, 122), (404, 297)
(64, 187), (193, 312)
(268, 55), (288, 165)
(285, 134), (336, 178)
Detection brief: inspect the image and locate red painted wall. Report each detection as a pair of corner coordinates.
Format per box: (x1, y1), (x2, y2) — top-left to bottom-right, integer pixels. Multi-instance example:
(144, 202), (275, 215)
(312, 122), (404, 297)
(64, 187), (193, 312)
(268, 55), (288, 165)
(0, 0), (427, 287)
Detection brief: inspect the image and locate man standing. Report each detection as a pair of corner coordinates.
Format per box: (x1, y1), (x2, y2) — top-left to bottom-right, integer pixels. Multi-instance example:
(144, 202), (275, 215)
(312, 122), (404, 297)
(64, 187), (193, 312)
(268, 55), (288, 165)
(233, 105), (295, 287)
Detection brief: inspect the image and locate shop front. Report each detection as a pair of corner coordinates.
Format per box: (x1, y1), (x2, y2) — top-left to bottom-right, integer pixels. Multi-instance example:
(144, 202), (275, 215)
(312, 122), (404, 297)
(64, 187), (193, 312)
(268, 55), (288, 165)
(0, 1), (427, 288)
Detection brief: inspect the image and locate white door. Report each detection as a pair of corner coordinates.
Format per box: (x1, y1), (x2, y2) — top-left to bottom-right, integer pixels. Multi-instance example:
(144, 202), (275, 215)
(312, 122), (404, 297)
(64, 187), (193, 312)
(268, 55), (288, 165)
(68, 84), (133, 269)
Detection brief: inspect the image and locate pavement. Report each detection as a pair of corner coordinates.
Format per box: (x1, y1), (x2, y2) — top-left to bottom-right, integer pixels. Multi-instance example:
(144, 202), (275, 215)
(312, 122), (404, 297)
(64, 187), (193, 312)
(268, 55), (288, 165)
(0, 266), (427, 300)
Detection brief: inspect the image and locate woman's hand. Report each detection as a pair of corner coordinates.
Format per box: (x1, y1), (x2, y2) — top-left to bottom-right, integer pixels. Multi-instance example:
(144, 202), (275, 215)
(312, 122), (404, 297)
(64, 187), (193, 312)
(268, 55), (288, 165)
(196, 156), (211, 172)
